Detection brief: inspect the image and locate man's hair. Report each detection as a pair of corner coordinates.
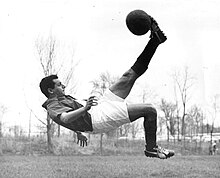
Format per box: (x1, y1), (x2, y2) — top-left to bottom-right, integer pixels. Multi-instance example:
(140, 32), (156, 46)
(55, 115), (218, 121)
(39, 75), (58, 98)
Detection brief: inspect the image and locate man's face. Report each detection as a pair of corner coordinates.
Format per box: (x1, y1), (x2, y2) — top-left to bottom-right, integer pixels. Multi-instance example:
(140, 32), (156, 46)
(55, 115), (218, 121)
(50, 79), (65, 97)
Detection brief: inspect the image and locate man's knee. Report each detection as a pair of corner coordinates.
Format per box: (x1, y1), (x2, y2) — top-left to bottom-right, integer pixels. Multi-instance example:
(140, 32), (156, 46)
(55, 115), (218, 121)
(145, 104), (157, 121)
(111, 69), (137, 90)
(109, 69), (138, 99)
(120, 69), (138, 86)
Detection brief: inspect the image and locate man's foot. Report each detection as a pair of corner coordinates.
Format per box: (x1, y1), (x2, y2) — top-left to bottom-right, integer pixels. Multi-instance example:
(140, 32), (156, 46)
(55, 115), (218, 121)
(144, 145), (175, 159)
(149, 16), (167, 44)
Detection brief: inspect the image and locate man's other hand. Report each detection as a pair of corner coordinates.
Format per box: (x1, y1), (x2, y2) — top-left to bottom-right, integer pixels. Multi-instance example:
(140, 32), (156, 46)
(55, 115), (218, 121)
(76, 132), (88, 147)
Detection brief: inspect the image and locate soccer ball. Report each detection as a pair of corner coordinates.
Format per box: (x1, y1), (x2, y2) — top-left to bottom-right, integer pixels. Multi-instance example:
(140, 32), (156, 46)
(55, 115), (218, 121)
(126, 10), (151, 36)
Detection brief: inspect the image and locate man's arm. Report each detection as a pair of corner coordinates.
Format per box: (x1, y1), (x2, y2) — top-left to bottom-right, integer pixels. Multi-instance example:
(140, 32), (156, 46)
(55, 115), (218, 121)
(60, 107), (88, 123)
(60, 96), (98, 123)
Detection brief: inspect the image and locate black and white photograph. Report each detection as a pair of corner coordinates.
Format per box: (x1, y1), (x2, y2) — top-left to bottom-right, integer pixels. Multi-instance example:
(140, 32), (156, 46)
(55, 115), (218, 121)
(0, 0), (219, 177)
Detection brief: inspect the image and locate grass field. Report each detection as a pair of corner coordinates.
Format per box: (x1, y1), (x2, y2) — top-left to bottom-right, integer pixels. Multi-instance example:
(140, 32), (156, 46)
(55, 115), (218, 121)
(0, 155), (220, 178)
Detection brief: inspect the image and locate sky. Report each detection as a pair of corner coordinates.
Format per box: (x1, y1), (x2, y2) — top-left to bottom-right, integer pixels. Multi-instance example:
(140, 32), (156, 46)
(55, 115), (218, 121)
(0, 0), (220, 133)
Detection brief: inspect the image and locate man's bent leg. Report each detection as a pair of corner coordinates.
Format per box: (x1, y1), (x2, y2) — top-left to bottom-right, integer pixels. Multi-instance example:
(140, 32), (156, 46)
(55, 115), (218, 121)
(127, 103), (175, 159)
(127, 103), (157, 149)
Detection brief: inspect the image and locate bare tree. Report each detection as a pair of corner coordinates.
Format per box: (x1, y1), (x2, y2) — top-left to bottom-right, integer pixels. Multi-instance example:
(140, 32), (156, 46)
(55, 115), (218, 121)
(159, 99), (177, 143)
(173, 81), (181, 141)
(187, 105), (203, 137)
(34, 35), (79, 153)
(209, 94), (220, 144)
(91, 71), (118, 97)
(172, 66), (195, 147)
(118, 123), (131, 138)
(187, 105), (204, 151)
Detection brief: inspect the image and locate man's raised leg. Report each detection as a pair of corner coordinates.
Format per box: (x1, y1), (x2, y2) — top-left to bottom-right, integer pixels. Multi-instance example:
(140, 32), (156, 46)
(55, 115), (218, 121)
(109, 16), (167, 99)
(109, 36), (161, 99)
(109, 69), (138, 99)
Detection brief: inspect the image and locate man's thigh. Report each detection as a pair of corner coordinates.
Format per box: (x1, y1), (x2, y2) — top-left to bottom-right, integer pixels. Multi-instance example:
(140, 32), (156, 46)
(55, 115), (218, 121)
(89, 100), (130, 134)
(109, 69), (138, 99)
(127, 103), (157, 122)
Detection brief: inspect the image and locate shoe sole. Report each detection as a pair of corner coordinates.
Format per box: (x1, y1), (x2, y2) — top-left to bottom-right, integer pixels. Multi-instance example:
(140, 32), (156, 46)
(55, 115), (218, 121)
(144, 151), (166, 159)
(144, 151), (174, 159)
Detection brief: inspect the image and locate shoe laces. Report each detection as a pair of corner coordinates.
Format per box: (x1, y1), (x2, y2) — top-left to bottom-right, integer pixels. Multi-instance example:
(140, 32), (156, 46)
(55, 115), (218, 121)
(155, 145), (169, 155)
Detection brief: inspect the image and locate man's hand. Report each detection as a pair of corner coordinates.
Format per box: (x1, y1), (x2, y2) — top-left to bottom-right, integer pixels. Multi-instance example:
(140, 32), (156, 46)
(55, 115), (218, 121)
(76, 132), (88, 147)
(84, 96), (98, 111)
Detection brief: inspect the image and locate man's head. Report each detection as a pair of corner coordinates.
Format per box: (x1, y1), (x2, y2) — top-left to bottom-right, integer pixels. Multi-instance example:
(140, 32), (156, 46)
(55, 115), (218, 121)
(40, 75), (65, 98)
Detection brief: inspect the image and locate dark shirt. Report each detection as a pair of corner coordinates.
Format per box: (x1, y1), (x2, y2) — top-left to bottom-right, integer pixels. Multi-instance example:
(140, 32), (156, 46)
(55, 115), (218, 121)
(42, 95), (93, 132)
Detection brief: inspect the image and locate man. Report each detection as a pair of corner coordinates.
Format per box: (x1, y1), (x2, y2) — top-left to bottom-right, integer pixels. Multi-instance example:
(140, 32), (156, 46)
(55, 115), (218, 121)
(212, 140), (217, 155)
(40, 17), (174, 159)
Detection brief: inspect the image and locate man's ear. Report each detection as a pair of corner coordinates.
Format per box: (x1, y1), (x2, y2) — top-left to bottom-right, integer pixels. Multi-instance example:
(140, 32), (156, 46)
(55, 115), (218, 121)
(48, 88), (53, 95)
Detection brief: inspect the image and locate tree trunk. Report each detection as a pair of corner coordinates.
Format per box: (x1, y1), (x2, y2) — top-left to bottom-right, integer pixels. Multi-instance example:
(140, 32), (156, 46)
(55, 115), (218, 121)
(46, 115), (53, 154)
(182, 114), (186, 149)
(100, 133), (104, 155)
(177, 116), (180, 141)
(166, 122), (170, 143)
(57, 125), (60, 137)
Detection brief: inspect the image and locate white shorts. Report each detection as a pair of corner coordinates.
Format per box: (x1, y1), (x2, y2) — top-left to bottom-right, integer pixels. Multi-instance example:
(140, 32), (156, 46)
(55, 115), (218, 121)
(88, 89), (130, 134)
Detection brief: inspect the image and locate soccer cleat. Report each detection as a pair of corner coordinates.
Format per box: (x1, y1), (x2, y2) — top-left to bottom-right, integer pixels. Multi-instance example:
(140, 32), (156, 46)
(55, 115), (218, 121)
(149, 16), (167, 44)
(144, 145), (175, 159)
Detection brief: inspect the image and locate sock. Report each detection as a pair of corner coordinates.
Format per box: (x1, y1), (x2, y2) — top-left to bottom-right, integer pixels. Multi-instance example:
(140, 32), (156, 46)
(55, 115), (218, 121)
(131, 37), (159, 76)
(144, 117), (157, 150)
